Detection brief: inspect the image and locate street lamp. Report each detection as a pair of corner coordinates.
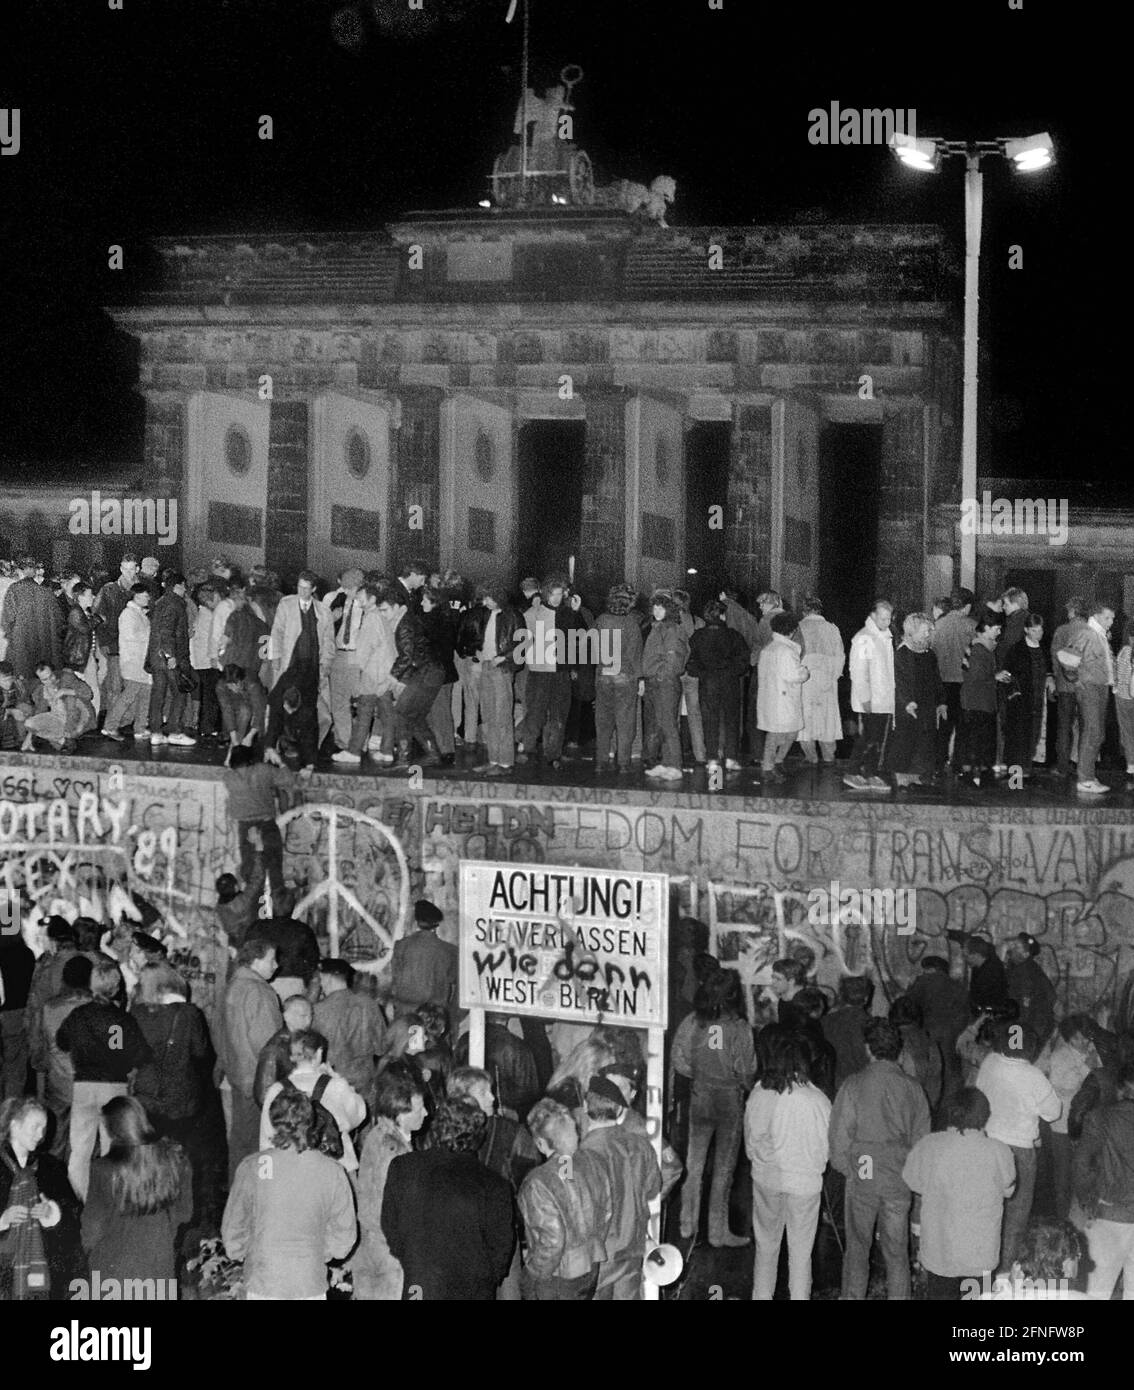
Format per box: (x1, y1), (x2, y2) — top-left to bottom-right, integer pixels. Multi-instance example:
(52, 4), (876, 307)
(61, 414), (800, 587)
(888, 131), (1055, 592)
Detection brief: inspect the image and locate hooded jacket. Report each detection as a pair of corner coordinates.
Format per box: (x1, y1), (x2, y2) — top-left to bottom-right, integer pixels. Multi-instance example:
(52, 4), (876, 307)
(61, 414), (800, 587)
(756, 632), (809, 732)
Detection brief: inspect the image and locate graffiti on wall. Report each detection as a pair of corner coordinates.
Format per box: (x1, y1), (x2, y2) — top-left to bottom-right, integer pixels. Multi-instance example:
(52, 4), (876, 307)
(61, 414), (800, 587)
(417, 786), (1134, 1021)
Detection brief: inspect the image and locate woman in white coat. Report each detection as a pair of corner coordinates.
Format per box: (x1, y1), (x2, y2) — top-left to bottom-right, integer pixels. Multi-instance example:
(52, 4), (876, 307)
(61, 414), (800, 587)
(756, 612), (809, 783)
(797, 597), (845, 764)
(843, 599), (895, 791)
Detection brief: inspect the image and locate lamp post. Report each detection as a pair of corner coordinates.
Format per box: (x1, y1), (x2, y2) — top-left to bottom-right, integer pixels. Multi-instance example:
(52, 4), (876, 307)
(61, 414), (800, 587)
(889, 131), (1055, 593)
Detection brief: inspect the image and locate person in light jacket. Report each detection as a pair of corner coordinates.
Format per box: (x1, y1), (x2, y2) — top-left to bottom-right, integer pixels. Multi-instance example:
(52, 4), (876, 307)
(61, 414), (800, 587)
(756, 611), (809, 783)
(1114, 618), (1134, 787)
(1061, 601), (1116, 795)
(223, 1089), (357, 1300)
(352, 1070), (428, 1300)
(101, 585), (153, 742)
(843, 599), (895, 790)
(333, 582), (398, 764)
(1050, 597), (1089, 779)
(797, 596), (845, 765)
(745, 1030), (832, 1300)
(220, 937), (282, 1182)
(267, 572), (335, 755)
(641, 591), (689, 781)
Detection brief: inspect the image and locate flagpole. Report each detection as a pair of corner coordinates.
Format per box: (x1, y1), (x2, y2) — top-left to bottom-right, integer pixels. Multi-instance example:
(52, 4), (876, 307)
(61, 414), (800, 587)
(519, 0), (530, 204)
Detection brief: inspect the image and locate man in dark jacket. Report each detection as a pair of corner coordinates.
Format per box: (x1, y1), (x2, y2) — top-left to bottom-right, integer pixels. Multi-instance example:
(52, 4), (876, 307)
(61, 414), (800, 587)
(148, 571), (195, 746)
(959, 935), (1010, 1014)
(821, 974), (873, 1091)
(904, 955), (970, 1108)
(93, 554), (139, 710)
(389, 899), (458, 1027)
(579, 1074), (662, 1300)
(1073, 1063), (1134, 1299)
(1005, 932), (1057, 1049)
(0, 931), (36, 1098)
(376, 583), (444, 765)
(382, 1097), (515, 1300)
(687, 599), (750, 772)
(518, 1097), (614, 1300)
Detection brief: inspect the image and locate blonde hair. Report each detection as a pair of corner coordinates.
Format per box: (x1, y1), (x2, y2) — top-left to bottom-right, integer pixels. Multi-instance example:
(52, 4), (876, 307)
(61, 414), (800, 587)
(137, 961), (188, 1004)
(91, 961), (123, 1002)
(903, 612), (933, 643)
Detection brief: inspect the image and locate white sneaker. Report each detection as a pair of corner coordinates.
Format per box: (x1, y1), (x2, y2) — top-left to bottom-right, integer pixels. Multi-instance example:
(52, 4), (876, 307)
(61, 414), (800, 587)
(166, 733), (197, 747)
(333, 751), (362, 764)
(135, 731), (151, 741)
(1077, 779), (1109, 794)
(843, 774), (867, 789)
(371, 752), (394, 764)
(659, 766), (684, 781)
(149, 733), (167, 745)
(867, 776), (889, 790)
(725, 759), (742, 772)
(644, 765), (666, 778)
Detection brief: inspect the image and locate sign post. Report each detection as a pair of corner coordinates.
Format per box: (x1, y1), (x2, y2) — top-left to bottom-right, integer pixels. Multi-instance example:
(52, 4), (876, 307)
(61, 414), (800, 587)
(459, 860), (670, 1300)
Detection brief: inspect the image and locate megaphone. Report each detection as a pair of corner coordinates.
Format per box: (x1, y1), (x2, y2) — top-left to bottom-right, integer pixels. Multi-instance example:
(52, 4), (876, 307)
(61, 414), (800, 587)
(642, 1240), (684, 1287)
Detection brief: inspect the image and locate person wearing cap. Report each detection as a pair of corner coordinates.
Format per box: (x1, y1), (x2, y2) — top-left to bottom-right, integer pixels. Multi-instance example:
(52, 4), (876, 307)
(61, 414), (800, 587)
(389, 901), (458, 1029)
(578, 1073), (662, 1300)
(1004, 934), (1057, 1050)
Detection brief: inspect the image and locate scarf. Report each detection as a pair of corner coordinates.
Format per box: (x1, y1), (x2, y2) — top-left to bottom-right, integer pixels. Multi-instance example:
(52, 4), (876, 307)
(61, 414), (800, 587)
(1, 1149), (50, 1299)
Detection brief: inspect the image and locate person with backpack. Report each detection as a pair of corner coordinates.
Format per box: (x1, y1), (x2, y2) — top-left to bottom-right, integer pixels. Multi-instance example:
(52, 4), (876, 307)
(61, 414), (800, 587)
(258, 1029), (366, 1173)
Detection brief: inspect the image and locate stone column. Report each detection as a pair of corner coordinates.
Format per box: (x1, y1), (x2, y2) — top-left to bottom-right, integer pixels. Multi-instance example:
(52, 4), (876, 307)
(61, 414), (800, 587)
(725, 403), (773, 596)
(265, 400), (310, 584)
(876, 406), (925, 606)
(391, 386), (442, 575)
(579, 391), (626, 603)
(144, 394), (187, 570)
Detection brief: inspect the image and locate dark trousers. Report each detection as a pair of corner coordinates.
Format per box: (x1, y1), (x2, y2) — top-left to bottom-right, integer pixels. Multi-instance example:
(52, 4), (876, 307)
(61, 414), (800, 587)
(842, 1183), (911, 1300)
(1049, 1129), (1073, 1221)
(1000, 1145), (1038, 1271)
(520, 1266), (599, 1301)
(937, 681), (963, 770)
(396, 667), (445, 748)
(196, 667), (221, 736)
(594, 675), (638, 767)
(700, 673), (741, 761)
(925, 1270), (975, 1300)
(349, 692), (396, 755)
(959, 708), (996, 773)
(643, 674), (682, 769)
(237, 817), (284, 898)
(149, 661), (187, 733)
(217, 677), (267, 743)
(1055, 690), (1079, 775)
(267, 662), (320, 764)
(1075, 683), (1110, 783)
(1004, 693), (1043, 772)
(847, 712), (890, 776)
(519, 669), (572, 761)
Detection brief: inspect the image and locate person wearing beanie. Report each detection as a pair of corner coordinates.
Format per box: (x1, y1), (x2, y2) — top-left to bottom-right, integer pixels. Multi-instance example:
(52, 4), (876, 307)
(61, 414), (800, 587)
(641, 591), (689, 781)
(594, 584), (644, 774)
(389, 901), (459, 1033)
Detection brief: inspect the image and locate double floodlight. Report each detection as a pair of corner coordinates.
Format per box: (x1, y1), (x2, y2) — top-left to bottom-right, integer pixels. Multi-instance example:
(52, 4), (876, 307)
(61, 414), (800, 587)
(889, 130), (1055, 173)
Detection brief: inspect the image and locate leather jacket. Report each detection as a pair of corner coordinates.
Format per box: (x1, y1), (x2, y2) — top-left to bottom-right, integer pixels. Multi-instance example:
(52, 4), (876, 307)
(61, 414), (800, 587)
(456, 605), (523, 670)
(517, 1147), (614, 1280)
(392, 610), (442, 682)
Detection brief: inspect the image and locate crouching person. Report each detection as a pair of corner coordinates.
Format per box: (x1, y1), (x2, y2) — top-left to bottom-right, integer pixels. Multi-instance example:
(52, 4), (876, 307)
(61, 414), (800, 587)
(518, 1098), (613, 1301)
(579, 1074), (662, 1300)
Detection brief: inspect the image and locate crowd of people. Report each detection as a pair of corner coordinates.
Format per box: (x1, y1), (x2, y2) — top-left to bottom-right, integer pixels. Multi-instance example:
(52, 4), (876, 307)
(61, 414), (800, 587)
(2, 555), (1131, 795)
(2, 879), (1133, 1301)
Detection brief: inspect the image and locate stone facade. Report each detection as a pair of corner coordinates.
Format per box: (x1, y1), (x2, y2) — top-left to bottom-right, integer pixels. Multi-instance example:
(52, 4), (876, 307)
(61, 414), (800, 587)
(103, 214), (960, 604)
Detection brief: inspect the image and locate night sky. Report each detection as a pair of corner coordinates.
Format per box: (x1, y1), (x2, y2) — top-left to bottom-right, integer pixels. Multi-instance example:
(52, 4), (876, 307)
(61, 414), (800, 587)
(0, 0), (1119, 500)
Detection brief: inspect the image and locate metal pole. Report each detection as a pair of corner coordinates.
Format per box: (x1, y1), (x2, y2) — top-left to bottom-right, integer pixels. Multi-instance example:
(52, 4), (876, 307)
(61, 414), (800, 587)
(519, 0), (530, 203)
(960, 153), (983, 592)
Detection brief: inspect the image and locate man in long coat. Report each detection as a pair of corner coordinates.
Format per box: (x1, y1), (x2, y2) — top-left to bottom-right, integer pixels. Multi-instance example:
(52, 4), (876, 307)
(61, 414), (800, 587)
(0, 557), (64, 681)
